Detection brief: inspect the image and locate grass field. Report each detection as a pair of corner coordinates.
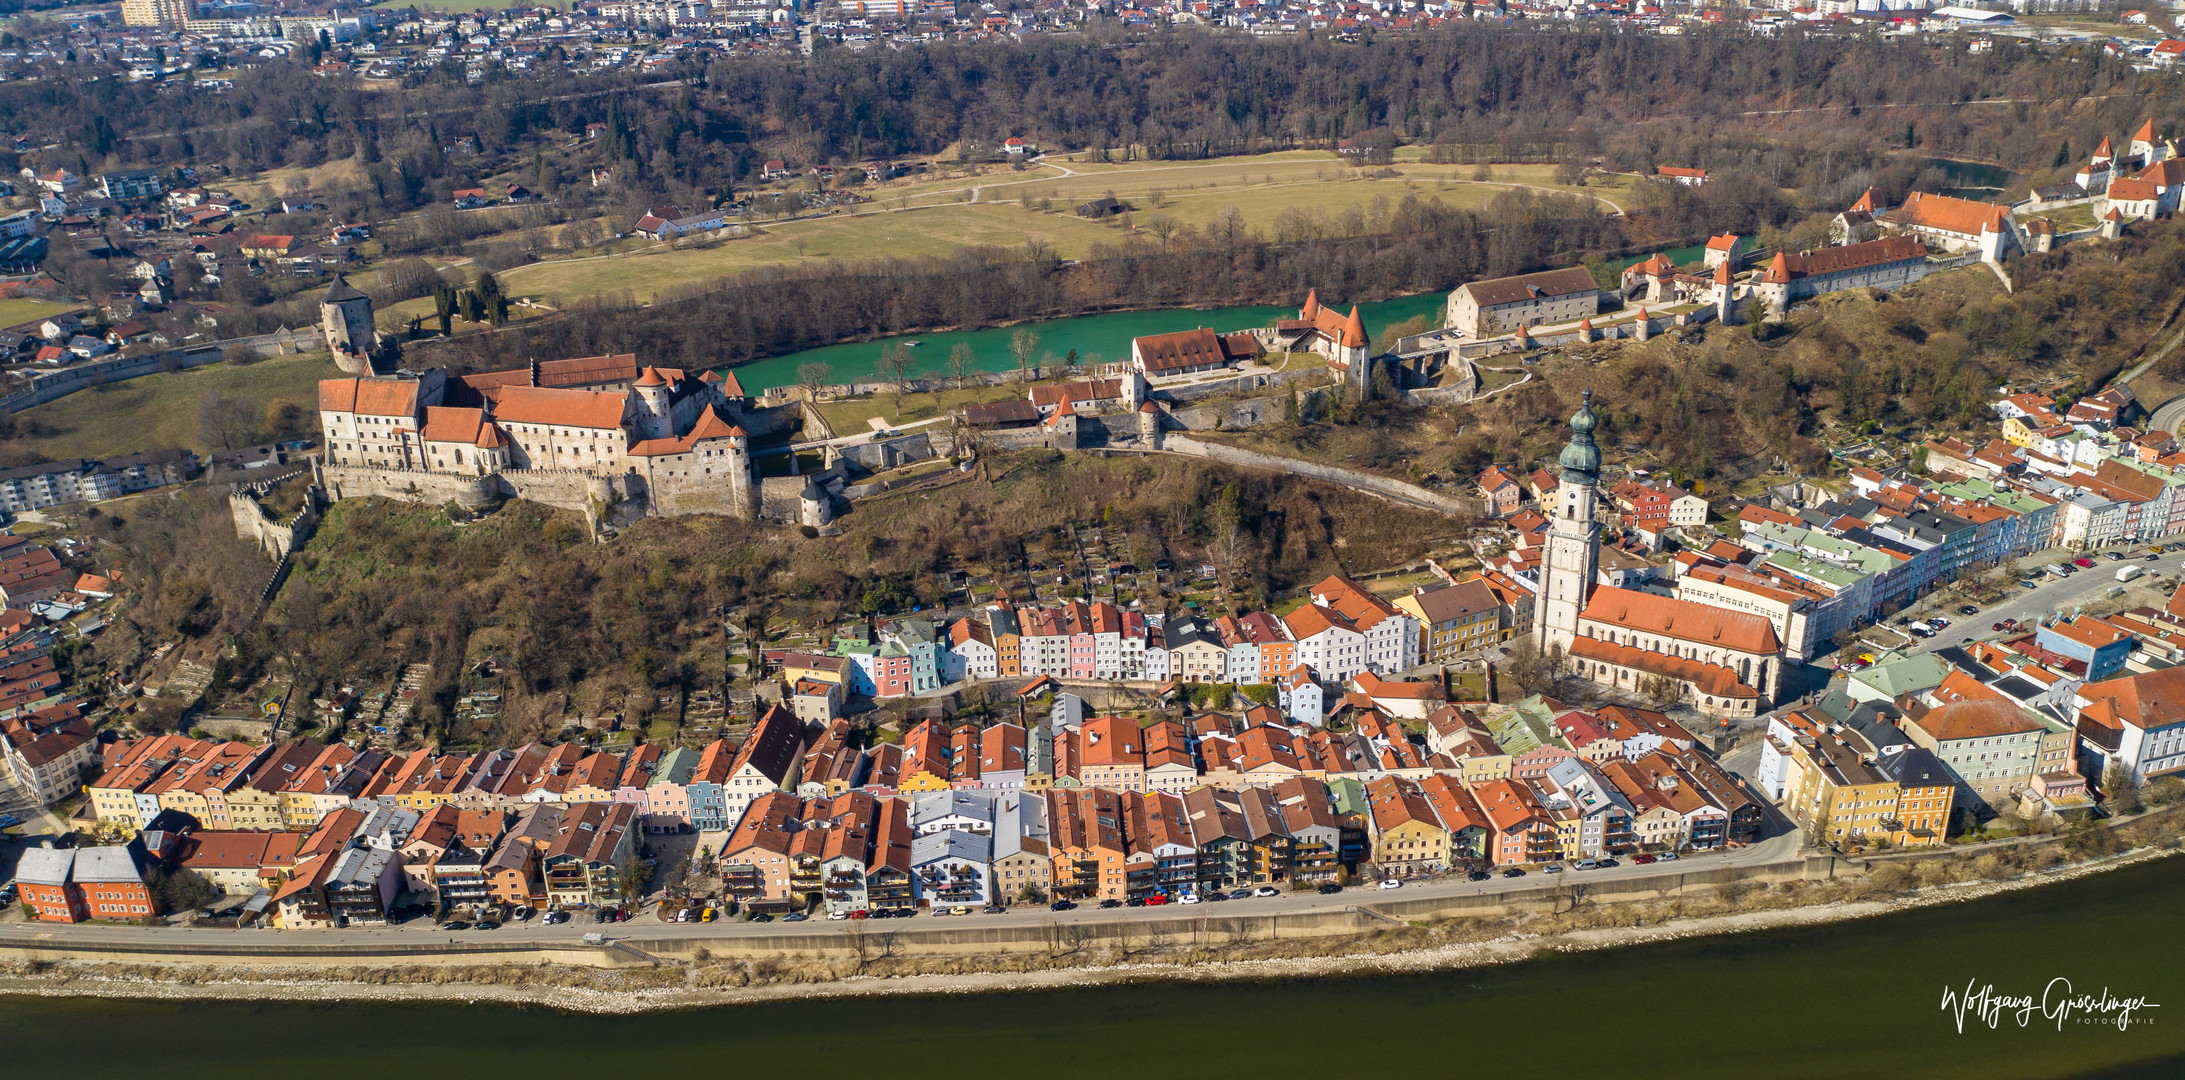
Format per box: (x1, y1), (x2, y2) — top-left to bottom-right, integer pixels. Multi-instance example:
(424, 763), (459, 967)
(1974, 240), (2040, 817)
(223, 158), (371, 205)
(9, 351), (341, 461)
(814, 382), (1031, 434)
(499, 159), (1628, 305)
(0, 297), (77, 331)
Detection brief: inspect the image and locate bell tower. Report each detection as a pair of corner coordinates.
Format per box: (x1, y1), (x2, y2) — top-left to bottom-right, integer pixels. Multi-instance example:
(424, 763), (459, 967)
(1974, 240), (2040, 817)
(1534, 389), (1602, 651)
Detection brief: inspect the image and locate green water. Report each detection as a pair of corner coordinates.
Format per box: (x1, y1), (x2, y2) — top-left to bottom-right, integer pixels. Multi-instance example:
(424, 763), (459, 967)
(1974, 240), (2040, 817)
(719, 292), (1450, 391)
(1606, 242), (1709, 276)
(6, 857), (2183, 1079)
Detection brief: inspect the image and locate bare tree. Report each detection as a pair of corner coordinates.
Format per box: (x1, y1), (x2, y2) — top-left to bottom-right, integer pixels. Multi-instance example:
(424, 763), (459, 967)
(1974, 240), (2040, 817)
(796, 360), (834, 402)
(1009, 328), (1041, 385)
(879, 343), (916, 415)
(946, 342), (975, 394)
(197, 390), (260, 451)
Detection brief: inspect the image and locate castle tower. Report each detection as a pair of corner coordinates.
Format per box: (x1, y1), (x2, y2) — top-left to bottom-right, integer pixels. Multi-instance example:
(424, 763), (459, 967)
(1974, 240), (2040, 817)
(1634, 308), (1652, 342)
(320, 274), (379, 375)
(2130, 120), (2159, 169)
(1714, 260), (1739, 325)
(1534, 390), (1601, 651)
(1300, 288), (1321, 323)
(1045, 396), (1079, 449)
(800, 477), (833, 529)
(1137, 400), (1163, 449)
(1758, 253), (1793, 318)
(1341, 305), (1371, 391)
(632, 367), (674, 441)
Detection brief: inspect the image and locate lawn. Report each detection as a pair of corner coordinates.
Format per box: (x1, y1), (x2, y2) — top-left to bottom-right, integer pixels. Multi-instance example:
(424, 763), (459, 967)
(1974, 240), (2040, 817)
(222, 158), (371, 205)
(814, 379), (1071, 435)
(0, 297), (78, 331)
(500, 203), (1128, 303)
(8, 351), (342, 461)
(499, 155), (1632, 306)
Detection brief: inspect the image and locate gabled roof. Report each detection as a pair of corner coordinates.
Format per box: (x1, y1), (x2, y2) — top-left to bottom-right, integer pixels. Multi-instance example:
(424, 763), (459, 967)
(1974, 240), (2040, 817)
(490, 386), (629, 431)
(628, 405), (745, 457)
(1888, 191), (2011, 237)
(1581, 585), (1780, 654)
(318, 378), (419, 418)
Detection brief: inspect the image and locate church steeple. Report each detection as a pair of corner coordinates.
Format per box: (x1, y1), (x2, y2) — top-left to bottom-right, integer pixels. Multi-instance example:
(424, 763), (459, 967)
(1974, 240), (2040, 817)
(1535, 389), (1602, 650)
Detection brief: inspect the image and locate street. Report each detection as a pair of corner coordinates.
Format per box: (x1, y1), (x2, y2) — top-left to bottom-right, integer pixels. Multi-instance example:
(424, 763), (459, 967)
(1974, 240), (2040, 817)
(1873, 545), (2180, 659)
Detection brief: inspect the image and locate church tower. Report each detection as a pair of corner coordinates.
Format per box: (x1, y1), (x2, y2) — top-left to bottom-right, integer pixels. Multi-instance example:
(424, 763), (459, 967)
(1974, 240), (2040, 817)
(1534, 389), (1602, 651)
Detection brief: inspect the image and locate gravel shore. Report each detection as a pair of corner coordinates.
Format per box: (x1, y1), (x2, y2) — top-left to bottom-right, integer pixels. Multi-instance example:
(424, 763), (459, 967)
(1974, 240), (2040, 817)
(0, 846), (2165, 1014)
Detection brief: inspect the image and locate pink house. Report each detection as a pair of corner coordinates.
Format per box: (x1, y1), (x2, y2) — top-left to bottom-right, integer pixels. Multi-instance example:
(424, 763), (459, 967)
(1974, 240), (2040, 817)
(640, 746), (701, 833)
(1478, 466), (1522, 517)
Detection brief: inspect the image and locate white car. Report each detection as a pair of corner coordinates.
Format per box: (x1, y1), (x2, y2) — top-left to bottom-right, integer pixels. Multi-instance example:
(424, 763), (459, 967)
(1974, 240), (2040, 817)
(1178, 893), (1202, 905)
(1656, 852), (1679, 861)
(1378, 878), (1404, 890)
(827, 909), (848, 921)
(1252, 886), (1280, 897)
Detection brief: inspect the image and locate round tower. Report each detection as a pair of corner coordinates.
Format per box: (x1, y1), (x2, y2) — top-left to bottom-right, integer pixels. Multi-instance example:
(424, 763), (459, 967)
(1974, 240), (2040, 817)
(800, 478), (834, 529)
(320, 274), (379, 375)
(1137, 400), (1163, 449)
(633, 367), (674, 441)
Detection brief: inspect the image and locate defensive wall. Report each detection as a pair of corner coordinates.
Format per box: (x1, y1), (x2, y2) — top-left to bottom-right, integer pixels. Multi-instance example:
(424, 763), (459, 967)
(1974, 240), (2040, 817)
(0, 328), (322, 415)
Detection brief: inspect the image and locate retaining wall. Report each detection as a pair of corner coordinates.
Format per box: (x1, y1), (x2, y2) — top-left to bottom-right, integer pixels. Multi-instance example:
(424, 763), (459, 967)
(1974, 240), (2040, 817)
(1163, 436), (1469, 515)
(320, 465), (501, 511)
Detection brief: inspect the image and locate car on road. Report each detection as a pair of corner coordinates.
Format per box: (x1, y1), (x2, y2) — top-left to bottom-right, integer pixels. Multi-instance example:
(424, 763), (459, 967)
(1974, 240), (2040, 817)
(1099, 898), (1123, 909)
(1573, 860), (1599, 871)
(2155, 546), (2169, 555)
(2075, 556), (2097, 568)
(1177, 893), (1201, 905)
(1632, 854), (1657, 865)
(1144, 894), (1170, 906)
(2020, 579), (2040, 588)
(1253, 886), (1281, 897)
(827, 910), (849, 921)
(543, 911), (569, 925)
(1316, 883), (1343, 895)
(1468, 870), (1492, 881)
(1228, 888), (1254, 900)
(1598, 859), (1620, 868)
(703, 908), (718, 922)
(441, 921), (470, 931)
(749, 914), (773, 923)
(475, 921), (501, 931)
(1502, 868), (1526, 878)
(982, 905), (1007, 914)
(1657, 852), (1679, 861)
(1124, 896), (1147, 907)
(780, 912), (805, 922)
(1204, 890), (1228, 902)
(1543, 864), (1565, 874)
(1957, 605), (1981, 615)
(1050, 900), (1078, 911)
(1378, 878), (1403, 890)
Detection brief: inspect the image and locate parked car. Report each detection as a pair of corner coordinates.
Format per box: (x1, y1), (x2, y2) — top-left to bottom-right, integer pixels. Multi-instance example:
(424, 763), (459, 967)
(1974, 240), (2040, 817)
(827, 909), (849, 920)
(1598, 858), (1620, 868)
(543, 910), (569, 925)
(2075, 556), (2097, 568)
(1957, 604), (1981, 615)
(1098, 898), (1122, 909)
(1468, 870), (1492, 882)
(1656, 852), (1679, 861)
(1228, 888), (1254, 900)
(2105, 551), (2128, 561)
(441, 921), (470, 931)
(702, 908), (718, 922)
(1573, 860), (1599, 871)
(1502, 868), (1526, 878)
(1204, 890), (1229, 902)
(1144, 894), (1170, 906)
(780, 912), (805, 922)
(1543, 864), (1565, 874)
(474, 920), (501, 931)
(1252, 886), (1281, 897)
(1124, 896), (1147, 907)
(1632, 854), (1657, 865)
(1049, 900), (1078, 911)
(1316, 883), (1343, 895)
(1177, 893), (1201, 905)
(982, 905), (1006, 914)
(749, 914), (773, 922)
(1378, 878), (1404, 890)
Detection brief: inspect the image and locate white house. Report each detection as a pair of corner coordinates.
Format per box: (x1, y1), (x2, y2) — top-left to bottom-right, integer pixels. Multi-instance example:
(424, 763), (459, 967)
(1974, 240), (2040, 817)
(1278, 666), (1324, 727)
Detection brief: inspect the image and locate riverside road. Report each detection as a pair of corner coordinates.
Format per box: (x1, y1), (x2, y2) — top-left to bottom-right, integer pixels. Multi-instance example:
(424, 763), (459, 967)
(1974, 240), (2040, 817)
(0, 831), (1804, 951)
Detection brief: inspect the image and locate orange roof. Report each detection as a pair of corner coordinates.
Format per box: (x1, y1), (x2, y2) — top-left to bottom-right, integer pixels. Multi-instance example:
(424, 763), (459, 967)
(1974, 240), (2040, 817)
(1581, 585), (1780, 654)
(1705, 232), (1740, 252)
(1889, 191), (2009, 237)
(628, 405), (745, 457)
(1907, 699), (2042, 742)
(491, 386), (630, 431)
(1849, 188), (1879, 213)
(419, 406), (487, 444)
(1567, 635), (1759, 699)
(2109, 177), (2160, 201)
(2078, 666), (2185, 733)
(2134, 118), (2158, 143)
(318, 378), (420, 417)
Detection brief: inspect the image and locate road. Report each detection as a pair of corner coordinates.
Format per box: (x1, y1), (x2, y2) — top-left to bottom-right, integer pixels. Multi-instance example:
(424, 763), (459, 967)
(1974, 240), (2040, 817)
(1882, 544), (2183, 659)
(0, 830), (1805, 949)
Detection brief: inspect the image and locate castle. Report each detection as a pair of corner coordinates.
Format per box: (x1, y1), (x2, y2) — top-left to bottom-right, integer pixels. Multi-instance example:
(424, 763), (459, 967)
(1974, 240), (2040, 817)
(316, 354), (794, 523)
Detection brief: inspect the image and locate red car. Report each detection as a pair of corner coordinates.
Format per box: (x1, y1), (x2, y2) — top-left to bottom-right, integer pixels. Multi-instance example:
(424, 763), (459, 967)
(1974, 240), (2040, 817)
(1632, 853), (1658, 865)
(1144, 894), (1171, 906)
(849, 909), (870, 919)
(2075, 557), (2097, 568)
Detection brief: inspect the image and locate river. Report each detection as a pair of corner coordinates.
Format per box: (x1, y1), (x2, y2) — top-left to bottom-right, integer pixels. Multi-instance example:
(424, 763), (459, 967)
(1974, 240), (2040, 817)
(719, 292), (1451, 391)
(5, 856), (2182, 1079)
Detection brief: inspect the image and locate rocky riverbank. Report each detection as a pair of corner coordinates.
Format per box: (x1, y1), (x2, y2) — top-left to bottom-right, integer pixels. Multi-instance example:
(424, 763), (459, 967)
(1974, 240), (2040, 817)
(0, 836), (2172, 1015)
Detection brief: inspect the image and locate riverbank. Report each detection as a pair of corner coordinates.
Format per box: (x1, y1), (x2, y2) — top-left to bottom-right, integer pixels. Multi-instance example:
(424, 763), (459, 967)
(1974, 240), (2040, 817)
(1, 828), (2173, 1015)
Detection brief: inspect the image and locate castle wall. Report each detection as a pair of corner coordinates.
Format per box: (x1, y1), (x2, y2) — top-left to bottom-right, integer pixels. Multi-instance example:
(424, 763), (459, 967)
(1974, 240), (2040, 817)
(320, 464), (499, 511)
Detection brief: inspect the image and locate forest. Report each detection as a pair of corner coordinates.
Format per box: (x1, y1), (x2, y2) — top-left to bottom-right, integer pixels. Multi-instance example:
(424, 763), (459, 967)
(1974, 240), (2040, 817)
(2, 26), (2171, 226)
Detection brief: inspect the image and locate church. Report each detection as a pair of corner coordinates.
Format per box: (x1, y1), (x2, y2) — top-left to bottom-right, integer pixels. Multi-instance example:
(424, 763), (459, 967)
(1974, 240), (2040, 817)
(1533, 392), (1787, 717)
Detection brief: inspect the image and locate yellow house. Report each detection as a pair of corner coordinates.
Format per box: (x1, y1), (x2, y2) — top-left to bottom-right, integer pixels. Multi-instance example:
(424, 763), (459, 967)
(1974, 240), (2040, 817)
(1364, 777), (1450, 877)
(2000, 416), (2043, 449)
(779, 652), (847, 686)
(1782, 730), (1902, 843)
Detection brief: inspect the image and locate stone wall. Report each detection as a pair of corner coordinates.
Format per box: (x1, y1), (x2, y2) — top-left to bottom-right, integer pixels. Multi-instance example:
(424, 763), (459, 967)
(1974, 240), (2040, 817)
(0, 328), (323, 416)
(500, 468), (614, 516)
(320, 464), (500, 511)
(1170, 394), (1297, 432)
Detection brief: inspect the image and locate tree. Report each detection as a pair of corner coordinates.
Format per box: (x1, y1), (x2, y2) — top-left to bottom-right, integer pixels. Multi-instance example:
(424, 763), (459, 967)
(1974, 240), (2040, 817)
(1504, 637), (1565, 697)
(946, 342), (975, 393)
(1554, 158), (1587, 186)
(616, 855), (651, 900)
(1009, 328), (1040, 384)
(796, 360), (833, 402)
(152, 867), (220, 914)
(197, 390), (259, 451)
(879, 343), (916, 413)
(2102, 761), (2143, 816)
